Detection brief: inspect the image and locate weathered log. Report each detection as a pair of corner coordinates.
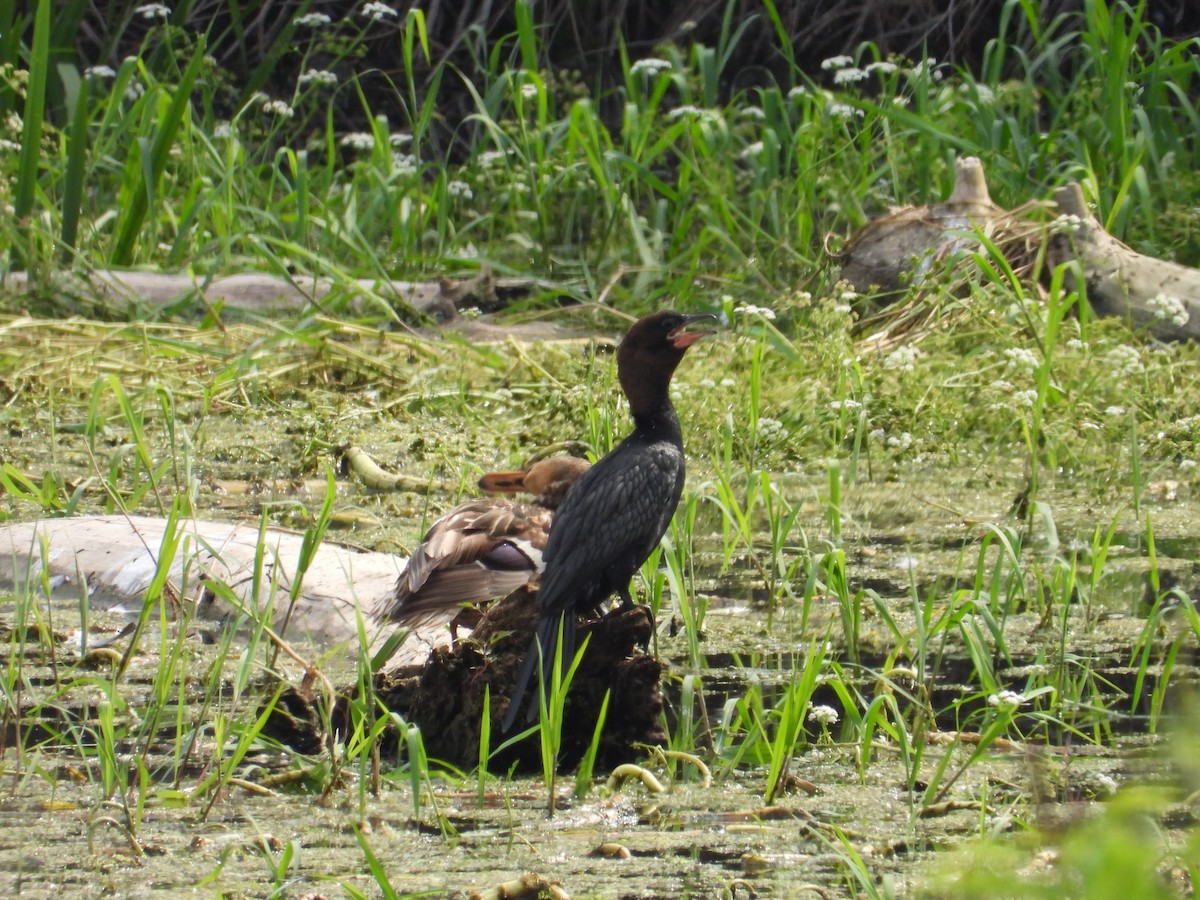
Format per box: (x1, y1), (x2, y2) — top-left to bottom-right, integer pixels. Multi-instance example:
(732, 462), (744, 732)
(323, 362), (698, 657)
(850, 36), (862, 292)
(839, 155), (1200, 341)
(379, 586), (666, 771)
(1049, 183), (1200, 341)
(837, 156), (1032, 297)
(0, 513), (440, 663)
(2, 267), (578, 340)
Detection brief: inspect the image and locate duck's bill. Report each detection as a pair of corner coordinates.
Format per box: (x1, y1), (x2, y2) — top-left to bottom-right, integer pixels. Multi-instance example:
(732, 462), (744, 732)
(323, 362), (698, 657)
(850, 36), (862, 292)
(479, 471), (529, 493)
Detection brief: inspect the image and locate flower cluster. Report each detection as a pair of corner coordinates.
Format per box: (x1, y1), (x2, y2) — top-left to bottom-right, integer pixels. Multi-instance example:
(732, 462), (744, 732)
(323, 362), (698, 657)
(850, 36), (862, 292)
(987, 690), (1025, 707)
(1003, 346), (1040, 375)
(883, 344), (922, 371)
(135, 4), (170, 20)
(1050, 214), (1085, 236)
(340, 132), (375, 150)
(362, 2), (397, 22)
(734, 304), (776, 320)
(1105, 344), (1143, 376)
(807, 704), (840, 726)
(1147, 292), (1189, 328)
(630, 57), (672, 77)
(299, 69), (338, 88)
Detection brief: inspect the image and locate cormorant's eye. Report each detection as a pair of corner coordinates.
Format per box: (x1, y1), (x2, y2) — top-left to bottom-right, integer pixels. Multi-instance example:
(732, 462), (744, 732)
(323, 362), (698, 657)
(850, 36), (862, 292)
(662, 316), (683, 333)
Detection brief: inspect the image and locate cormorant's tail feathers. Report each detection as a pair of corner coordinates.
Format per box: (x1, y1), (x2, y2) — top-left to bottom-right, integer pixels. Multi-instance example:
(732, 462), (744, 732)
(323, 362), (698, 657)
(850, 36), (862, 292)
(500, 613), (577, 732)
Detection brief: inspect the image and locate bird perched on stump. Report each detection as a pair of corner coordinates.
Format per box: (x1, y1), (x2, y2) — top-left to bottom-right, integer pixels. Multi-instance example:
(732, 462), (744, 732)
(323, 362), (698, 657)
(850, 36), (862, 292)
(502, 310), (715, 731)
(380, 455), (590, 634)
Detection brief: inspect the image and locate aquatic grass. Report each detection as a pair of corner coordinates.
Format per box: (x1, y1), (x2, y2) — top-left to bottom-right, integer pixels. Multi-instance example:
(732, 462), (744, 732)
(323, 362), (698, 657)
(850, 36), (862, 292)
(763, 641), (827, 804)
(572, 688), (609, 800)
(534, 622), (591, 815)
(9, 0), (51, 272)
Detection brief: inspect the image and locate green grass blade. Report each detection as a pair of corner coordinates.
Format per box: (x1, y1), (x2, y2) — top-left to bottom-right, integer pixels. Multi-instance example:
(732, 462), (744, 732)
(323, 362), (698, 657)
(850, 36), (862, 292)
(110, 35), (208, 266)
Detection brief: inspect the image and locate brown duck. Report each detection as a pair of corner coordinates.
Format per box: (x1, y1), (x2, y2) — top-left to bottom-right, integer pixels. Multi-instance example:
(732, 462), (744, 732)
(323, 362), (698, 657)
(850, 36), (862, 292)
(379, 455), (590, 631)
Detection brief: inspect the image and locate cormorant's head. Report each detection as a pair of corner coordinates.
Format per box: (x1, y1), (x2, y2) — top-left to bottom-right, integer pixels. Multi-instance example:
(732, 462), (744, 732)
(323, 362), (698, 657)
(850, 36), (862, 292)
(617, 310), (716, 412)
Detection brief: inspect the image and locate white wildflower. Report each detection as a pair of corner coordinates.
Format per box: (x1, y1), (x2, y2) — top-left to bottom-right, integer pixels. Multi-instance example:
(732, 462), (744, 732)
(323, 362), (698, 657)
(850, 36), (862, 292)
(1004, 346), (1040, 374)
(910, 58), (941, 79)
(262, 99), (294, 118)
(734, 304), (775, 320)
(989, 379), (1014, 392)
(299, 69), (338, 88)
(1147, 292), (1189, 327)
(1105, 405), (1127, 416)
(340, 132), (375, 150)
(807, 704), (840, 726)
(362, 2), (397, 22)
(520, 82), (539, 100)
(787, 85), (809, 99)
(447, 180), (473, 200)
(883, 345), (921, 371)
(392, 153), (419, 175)
(830, 399), (861, 410)
(961, 82), (995, 103)
(136, 4), (170, 20)
(866, 61), (898, 75)
(1067, 338), (1087, 350)
(757, 417), (786, 441)
(1105, 344), (1143, 376)
(833, 67), (868, 85)
(1013, 389), (1039, 408)
(740, 106), (766, 120)
(987, 690), (1024, 707)
(887, 432), (913, 449)
(828, 102), (863, 119)
(85, 65), (117, 79)
(0, 139), (20, 152)
(212, 121), (233, 139)
(821, 55), (854, 70)
(295, 12), (332, 27)
(740, 141), (765, 159)
(630, 57), (672, 77)
(1050, 213), (1085, 236)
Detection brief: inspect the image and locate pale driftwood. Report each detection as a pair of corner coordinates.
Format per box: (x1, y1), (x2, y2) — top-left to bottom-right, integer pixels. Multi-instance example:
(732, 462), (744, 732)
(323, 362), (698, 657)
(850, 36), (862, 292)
(0, 514), (442, 663)
(839, 156), (1200, 341)
(3, 267), (581, 340)
(1049, 183), (1200, 341)
(837, 156), (1034, 296)
(5, 269), (474, 316)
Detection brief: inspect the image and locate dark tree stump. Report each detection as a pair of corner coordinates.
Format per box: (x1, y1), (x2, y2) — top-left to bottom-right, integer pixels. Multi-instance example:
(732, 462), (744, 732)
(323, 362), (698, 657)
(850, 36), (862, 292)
(389, 586), (667, 771)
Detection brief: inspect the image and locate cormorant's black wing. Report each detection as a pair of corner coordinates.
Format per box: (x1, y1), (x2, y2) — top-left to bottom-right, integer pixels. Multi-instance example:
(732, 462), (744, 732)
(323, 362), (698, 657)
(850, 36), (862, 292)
(501, 436), (686, 732)
(536, 437), (685, 616)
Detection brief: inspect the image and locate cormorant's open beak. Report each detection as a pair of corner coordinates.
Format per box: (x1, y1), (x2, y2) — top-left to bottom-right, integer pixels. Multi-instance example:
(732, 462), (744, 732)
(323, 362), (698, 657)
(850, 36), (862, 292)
(669, 313), (718, 349)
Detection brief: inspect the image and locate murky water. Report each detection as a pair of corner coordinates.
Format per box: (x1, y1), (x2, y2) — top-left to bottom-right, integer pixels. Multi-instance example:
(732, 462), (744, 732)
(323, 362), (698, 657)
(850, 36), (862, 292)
(3, 459), (1198, 896)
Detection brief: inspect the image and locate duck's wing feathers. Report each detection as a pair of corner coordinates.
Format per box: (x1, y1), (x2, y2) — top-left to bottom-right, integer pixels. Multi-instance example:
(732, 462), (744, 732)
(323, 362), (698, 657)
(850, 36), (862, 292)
(381, 499), (552, 624)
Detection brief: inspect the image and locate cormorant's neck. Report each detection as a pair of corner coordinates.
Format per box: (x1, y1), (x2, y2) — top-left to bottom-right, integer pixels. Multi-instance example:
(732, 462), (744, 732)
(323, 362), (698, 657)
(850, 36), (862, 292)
(630, 399), (681, 439)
